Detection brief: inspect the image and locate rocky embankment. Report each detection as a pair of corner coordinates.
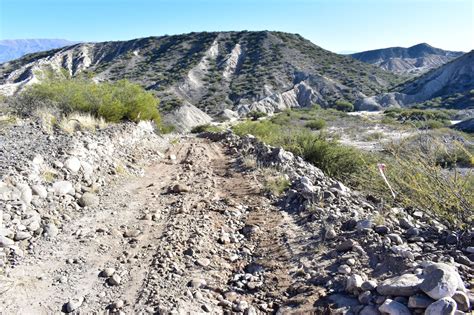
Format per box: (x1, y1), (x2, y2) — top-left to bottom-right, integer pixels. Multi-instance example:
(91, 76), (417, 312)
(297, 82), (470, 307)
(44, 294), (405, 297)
(0, 119), (168, 274)
(0, 120), (472, 314)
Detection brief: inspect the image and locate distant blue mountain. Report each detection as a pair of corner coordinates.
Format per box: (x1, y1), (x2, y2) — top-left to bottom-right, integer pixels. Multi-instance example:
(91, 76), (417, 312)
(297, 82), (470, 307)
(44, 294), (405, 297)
(0, 39), (78, 63)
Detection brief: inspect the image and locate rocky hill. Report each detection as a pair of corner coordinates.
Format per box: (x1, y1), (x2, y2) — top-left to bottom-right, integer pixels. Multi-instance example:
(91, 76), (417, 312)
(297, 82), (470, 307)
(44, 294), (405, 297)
(0, 39), (77, 63)
(357, 51), (474, 110)
(351, 43), (464, 75)
(0, 32), (402, 124)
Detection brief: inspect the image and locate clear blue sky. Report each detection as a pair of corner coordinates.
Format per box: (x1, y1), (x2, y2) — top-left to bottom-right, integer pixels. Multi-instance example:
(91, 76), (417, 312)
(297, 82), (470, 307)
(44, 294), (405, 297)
(0, 0), (472, 53)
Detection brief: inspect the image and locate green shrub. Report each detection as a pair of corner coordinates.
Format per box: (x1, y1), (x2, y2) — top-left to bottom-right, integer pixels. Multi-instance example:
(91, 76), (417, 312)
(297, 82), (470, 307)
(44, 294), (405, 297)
(233, 120), (369, 182)
(191, 124), (223, 133)
(334, 100), (354, 112)
(9, 75), (161, 124)
(424, 119), (446, 129)
(304, 119), (326, 130)
(356, 141), (473, 227)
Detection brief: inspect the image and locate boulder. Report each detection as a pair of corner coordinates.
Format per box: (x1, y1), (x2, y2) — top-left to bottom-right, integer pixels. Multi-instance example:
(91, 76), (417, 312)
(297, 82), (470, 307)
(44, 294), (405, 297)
(408, 294), (435, 308)
(360, 305), (381, 315)
(452, 291), (470, 312)
(379, 299), (411, 315)
(43, 223), (59, 238)
(64, 297), (84, 313)
(0, 235), (14, 247)
(377, 273), (423, 296)
(420, 263), (459, 299)
(346, 274), (363, 293)
(424, 297), (457, 315)
(78, 192), (99, 207)
(171, 184), (190, 193)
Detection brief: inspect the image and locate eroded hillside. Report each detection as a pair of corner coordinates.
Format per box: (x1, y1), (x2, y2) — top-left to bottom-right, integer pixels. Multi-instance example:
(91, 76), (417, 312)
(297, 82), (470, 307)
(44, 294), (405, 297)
(0, 31), (402, 118)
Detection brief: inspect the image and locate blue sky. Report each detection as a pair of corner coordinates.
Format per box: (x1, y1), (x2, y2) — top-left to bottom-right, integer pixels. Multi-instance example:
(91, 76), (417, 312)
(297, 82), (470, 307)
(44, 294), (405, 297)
(0, 0), (472, 53)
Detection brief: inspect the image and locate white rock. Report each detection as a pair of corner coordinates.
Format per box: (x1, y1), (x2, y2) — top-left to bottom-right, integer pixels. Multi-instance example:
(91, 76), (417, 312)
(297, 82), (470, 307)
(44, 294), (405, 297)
(420, 263), (459, 299)
(346, 274), (363, 293)
(31, 184), (48, 199)
(377, 273), (423, 296)
(0, 235), (14, 247)
(80, 161), (94, 178)
(452, 291), (470, 312)
(65, 297), (84, 313)
(64, 157), (81, 173)
(16, 183), (32, 205)
(43, 223), (59, 238)
(14, 231), (32, 241)
(32, 154), (44, 165)
(424, 297), (457, 315)
(53, 181), (75, 196)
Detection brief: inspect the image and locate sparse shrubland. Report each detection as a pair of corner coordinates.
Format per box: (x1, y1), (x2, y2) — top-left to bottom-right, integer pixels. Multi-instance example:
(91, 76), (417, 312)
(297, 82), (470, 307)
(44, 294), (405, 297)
(383, 108), (453, 129)
(358, 137), (473, 227)
(233, 115), (473, 227)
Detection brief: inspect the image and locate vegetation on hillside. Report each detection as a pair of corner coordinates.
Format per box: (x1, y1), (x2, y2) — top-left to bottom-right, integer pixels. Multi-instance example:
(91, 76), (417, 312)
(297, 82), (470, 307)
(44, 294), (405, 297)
(0, 31), (404, 116)
(383, 108), (455, 129)
(230, 107), (473, 227)
(8, 73), (161, 125)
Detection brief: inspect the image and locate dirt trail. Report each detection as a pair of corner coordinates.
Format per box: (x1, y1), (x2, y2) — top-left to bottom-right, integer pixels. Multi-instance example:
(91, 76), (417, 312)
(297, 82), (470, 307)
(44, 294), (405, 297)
(1, 136), (315, 314)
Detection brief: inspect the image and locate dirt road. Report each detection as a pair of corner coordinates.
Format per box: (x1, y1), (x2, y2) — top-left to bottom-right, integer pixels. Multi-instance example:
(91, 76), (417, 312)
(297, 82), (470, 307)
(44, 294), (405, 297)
(1, 136), (321, 314)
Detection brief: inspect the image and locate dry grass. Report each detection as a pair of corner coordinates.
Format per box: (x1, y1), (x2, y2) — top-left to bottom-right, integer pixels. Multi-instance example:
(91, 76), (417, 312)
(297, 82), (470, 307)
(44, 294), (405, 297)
(41, 167), (58, 183)
(261, 167), (291, 197)
(357, 137), (473, 227)
(241, 155), (257, 169)
(34, 108), (57, 134)
(58, 112), (108, 134)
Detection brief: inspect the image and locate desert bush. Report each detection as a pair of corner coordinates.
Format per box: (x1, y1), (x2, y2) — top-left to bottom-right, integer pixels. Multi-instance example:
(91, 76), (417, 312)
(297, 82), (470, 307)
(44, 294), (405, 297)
(334, 100), (354, 112)
(305, 119), (326, 130)
(8, 75), (161, 124)
(261, 168), (291, 196)
(190, 124), (224, 133)
(384, 108), (451, 123)
(364, 131), (385, 141)
(233, 120), (370, 182)
(356, 138), (473, 227)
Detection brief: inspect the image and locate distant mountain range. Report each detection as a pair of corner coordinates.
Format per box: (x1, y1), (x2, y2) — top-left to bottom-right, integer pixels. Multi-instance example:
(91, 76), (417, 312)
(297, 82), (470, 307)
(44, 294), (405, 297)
(0, 39), (77, 63)
(350, 43), (464, 75)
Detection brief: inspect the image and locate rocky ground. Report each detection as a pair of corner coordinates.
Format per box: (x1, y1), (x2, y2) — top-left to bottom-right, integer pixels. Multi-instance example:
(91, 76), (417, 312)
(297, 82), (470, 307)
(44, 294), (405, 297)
(0, 119), (473, 314)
